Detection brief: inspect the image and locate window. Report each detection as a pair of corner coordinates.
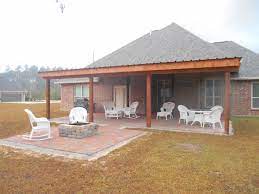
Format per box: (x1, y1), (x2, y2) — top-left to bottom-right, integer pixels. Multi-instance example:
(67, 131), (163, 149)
(74, 85), (89, 100)
(251, 82), (259, 109)
(205, 80), (223, 108)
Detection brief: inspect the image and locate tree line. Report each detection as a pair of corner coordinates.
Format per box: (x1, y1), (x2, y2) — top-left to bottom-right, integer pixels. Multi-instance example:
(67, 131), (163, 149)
(0, 65), (62, 100)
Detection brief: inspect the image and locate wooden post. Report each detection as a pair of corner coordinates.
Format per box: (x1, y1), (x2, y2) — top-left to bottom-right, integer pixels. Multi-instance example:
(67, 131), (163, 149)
(224, 72), (230, 134)
(89, 76), (94, 122)
(126, 76), (130, 107)
(45, 79), (50, 119)
(146, 73), (152, 128)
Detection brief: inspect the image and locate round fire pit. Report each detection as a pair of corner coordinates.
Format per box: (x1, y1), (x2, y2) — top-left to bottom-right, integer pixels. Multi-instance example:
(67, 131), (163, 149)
(58, 123), (98, 139)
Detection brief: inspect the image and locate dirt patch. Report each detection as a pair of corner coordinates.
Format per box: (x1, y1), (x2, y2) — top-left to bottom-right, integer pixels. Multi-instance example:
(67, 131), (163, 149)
(174, 143), (202, 153)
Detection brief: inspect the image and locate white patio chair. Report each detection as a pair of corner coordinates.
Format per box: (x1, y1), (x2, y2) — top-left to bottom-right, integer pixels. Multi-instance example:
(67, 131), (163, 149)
(203, 108), (223, 129)
(69, 107), (88, 124)
(123, 101), (139, 119)
(103, 102), (123, 119)
(156, 102), (175, 120)
(210, 105), (223, 111)
(23, 109), (51, 140)
(177, 105), (195, 125)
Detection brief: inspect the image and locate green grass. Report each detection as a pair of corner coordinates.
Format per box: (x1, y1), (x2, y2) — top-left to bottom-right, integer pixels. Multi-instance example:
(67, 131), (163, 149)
(0, 104), (258, 193)
(232, 116), (259, 135)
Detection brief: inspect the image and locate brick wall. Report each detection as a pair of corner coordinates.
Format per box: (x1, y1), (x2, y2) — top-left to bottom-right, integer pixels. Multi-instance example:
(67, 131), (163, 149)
(60, 76), (259, 116)
(130, 75), (146, 114)
(60, 77), (127, 112)
(60, 84), (74, 111)
(231, 80), (259, 116)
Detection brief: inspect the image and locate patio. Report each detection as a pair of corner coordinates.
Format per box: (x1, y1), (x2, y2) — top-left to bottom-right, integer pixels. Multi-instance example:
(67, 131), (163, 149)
(0, 112), (231, 161)
(51, 113), (230, 135)
(0, 119), (146, 160)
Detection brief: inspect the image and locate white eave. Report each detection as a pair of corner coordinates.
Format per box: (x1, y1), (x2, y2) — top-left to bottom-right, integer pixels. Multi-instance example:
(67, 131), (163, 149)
(54, 77), (100, 84)
(231, 77), (259, 81)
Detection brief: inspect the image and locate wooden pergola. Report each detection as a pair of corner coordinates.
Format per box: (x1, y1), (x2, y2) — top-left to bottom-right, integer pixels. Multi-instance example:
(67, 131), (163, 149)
(39, 58), (240, 134)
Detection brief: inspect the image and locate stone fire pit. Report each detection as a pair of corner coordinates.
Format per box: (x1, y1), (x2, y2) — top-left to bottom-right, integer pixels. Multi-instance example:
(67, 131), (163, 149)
(58, 123), (98, 139)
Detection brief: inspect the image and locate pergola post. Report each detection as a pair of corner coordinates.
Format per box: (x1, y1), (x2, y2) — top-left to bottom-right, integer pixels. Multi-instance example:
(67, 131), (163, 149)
(126, 76), (130, 107)
(224, 71), (230, 134)
(146, 73), (152, 128)
(45, 79), (50, 119)
(89, 76), (94, 122)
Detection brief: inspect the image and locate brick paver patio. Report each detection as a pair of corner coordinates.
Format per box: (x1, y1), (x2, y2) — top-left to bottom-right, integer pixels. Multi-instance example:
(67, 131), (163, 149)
(0, 113), (231, 160)
(0, 121), (146, 160)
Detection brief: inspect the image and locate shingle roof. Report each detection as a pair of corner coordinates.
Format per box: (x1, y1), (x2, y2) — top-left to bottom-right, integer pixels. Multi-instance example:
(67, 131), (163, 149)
(213, 41), (259, 79)
(88, 23), (236, 68)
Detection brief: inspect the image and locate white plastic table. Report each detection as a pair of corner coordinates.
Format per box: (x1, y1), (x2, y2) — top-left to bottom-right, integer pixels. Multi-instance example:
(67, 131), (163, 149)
(189, 109), (212, 126)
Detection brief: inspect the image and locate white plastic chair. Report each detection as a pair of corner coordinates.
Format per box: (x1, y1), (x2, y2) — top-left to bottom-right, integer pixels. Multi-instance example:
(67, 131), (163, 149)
(177, 105), (195, 125)
(23, 109), (51, 140)
(69, 107), (88, 124)
(210, 105), (223, 111)
(156, 102), (175, 120)
(203, 108), (223, 129)
(123, 101), (139, 119)
(103, 102), (123, 119)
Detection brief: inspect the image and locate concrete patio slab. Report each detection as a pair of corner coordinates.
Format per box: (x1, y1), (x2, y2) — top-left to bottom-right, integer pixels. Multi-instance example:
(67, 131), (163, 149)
(51, 113), (233, 136)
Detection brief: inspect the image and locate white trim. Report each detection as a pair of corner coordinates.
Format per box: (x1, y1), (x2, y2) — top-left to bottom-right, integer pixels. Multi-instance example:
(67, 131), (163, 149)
(251, 82), (259, 110)
(55, 77), (99, 84)
(232, 77), (259, 81)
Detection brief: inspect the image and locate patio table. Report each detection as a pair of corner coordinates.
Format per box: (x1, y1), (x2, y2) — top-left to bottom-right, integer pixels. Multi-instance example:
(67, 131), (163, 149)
(189, 109), (212, 126)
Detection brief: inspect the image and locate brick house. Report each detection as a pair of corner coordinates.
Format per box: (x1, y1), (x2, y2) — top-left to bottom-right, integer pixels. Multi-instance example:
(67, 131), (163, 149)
(39, 23), (259, 133)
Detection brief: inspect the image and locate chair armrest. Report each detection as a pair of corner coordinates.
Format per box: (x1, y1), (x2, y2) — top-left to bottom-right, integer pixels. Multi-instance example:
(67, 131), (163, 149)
(35, 118), (50, 123)
(123, 107), (130, 112)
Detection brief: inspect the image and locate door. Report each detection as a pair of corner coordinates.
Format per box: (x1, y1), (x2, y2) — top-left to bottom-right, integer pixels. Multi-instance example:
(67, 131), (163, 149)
(113, 85), (127, 109)
(157, 79), (173, 108)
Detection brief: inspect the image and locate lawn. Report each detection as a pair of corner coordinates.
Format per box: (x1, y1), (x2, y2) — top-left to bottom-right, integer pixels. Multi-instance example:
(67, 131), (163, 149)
(0, 103), (258, 193)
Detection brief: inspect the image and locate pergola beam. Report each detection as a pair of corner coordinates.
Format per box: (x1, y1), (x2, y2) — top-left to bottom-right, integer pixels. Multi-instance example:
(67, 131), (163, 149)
(38, 58), (240, 79)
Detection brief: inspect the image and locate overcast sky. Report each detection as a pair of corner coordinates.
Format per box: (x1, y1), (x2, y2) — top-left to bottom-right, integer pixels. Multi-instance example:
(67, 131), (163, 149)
(0, 0), (258, 72)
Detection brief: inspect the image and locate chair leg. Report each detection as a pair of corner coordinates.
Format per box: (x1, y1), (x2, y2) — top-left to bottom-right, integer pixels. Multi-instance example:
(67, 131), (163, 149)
(29, 130), (34, 140)
(48, 125), (51, 138)
(219, 121), (223, 129)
